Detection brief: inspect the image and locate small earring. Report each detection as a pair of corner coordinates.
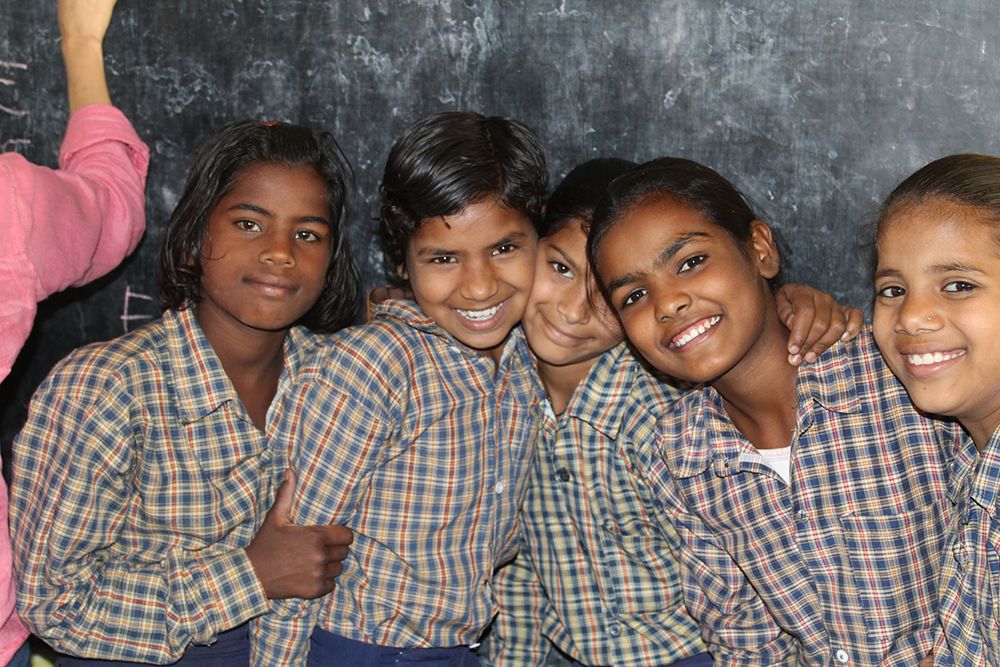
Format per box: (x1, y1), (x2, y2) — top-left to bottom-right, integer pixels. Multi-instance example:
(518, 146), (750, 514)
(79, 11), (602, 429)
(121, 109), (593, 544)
(926, 315), (934, 321)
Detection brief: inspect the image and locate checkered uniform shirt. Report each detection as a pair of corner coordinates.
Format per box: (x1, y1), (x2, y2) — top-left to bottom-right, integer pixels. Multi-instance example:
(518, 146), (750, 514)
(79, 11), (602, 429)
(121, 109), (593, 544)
(935, 430), (1000, 667)
(10, 307), (311, 663)
(489, 343), (704, 666)
(251, 299), (543, 666)
(636, 329), (956, 666)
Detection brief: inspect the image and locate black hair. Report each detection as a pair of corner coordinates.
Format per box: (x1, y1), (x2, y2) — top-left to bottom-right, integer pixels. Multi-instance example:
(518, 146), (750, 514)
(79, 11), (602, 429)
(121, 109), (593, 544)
(378, 111), (548, 285)
(159, 120), (360, 332)
(876, 153), (1000, 244)
(586, 156), (786, 293)
(542, 157), (636, 238)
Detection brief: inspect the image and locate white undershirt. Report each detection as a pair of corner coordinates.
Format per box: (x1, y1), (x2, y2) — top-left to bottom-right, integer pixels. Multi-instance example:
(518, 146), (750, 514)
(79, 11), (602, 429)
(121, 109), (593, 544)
(756, 445), (792, 484)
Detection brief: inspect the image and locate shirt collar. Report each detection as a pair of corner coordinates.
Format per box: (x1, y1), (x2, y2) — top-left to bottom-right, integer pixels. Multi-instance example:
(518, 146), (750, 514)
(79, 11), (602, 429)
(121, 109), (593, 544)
(165, 307), (312, 425)
(664, 334), (865, 479)
(562, 342), (677, 440)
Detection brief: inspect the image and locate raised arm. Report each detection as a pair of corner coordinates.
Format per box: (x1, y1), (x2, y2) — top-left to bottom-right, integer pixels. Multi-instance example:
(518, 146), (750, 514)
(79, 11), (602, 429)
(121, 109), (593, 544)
(59, 0), (116, 111)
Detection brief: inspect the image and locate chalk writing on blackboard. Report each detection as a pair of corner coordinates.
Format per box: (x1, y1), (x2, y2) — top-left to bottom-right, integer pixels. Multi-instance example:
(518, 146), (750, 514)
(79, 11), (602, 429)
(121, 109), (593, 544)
(0, 60), (28, 119)
(121, 285), (156, 333)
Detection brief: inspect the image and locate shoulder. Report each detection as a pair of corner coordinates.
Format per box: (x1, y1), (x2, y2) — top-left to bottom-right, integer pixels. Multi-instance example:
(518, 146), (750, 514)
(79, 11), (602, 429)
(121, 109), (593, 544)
(38, 318), (170, 404)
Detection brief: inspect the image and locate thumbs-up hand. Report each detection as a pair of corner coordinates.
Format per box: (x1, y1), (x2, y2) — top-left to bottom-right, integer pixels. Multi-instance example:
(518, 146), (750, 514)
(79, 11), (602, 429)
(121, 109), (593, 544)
(245, 470), (354, 599)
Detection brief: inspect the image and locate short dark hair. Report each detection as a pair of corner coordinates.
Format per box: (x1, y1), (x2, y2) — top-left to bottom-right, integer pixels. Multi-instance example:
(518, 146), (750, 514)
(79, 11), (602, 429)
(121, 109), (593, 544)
(542, 157), (636, 238)
(159, 120), (360, 332)
(378, 111), (548, 285)
(587, 156), (786, 291)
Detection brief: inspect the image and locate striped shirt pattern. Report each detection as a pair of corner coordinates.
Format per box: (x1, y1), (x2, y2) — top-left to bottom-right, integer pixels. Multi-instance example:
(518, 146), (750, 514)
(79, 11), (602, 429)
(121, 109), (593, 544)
(489, 343), (704, 666)
(935, 431), (1000, 667)
(636, 330), (956, 666)
(251, 299), (543, 666)
(10, 308), (312, 663)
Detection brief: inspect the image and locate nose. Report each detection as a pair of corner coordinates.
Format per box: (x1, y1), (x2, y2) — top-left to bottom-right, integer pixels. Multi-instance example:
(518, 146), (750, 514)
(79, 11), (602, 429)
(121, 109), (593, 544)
(895, 291), (942, 335)
(459, 258), (499, 302)
(260, 229), (295, 267)
(654, 286), (690, 322)
(557, 281), (591, 325)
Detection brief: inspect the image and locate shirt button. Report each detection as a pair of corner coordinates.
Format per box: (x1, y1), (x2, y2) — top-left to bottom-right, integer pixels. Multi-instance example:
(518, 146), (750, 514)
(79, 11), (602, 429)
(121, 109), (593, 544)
(607, 622), (621, 637)
(494, 479), (506, 494)
(834, 649), (849, 663)
(796, 509), (808, 521)
(554, 468), (572, 482)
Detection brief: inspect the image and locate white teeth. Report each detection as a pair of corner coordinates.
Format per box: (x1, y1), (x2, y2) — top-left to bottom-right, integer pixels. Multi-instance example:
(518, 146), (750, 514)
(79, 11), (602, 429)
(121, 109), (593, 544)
(672, 316), (721, 349)
(456, 303), (502, 321)
(906, 350), (965, 366)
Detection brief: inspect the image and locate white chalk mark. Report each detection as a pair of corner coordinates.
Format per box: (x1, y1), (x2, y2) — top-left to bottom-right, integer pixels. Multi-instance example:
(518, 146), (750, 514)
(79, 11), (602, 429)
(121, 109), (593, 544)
(0, 138), (30, 152)
(121, 285), (156, 333)
(0, 61), (27, 70)
(0, 104), (28, 117)
(0, 77), (15, 86)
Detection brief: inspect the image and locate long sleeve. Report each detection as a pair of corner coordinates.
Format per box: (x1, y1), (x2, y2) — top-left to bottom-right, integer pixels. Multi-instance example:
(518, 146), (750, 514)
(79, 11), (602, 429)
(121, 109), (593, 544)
(0, 103), (148, 380)
(251, 378), (393, 666)
(488, 534), (555, 667)
(10, 359), (268, 664)
(654, 472), (798, 666)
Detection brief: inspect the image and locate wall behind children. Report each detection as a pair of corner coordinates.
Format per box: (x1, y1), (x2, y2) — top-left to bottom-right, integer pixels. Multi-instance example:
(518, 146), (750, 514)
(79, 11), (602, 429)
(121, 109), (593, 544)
(1, 0), (997, 453)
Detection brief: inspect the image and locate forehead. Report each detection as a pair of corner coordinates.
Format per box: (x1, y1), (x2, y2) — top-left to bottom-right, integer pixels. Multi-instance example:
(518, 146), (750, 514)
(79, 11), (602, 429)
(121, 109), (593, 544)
(539, 218), (587, 254)
(878, 199), (1000, 262)
(410, 199), (536, 250)
(222, 163), (328, 207)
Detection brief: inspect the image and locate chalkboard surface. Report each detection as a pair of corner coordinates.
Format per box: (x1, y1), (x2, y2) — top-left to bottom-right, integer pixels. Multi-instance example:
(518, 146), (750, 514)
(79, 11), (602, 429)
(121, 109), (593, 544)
(2, 0), (999, 453)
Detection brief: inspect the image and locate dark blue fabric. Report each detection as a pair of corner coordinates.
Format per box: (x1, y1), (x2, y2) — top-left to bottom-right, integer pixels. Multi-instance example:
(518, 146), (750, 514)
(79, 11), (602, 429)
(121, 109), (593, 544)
(57, 623), (249, 666)
(308, 629), (480, 666)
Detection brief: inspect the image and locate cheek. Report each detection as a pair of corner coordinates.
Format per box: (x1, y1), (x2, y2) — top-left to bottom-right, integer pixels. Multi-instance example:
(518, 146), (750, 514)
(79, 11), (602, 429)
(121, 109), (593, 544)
(871, 306), (896, 349)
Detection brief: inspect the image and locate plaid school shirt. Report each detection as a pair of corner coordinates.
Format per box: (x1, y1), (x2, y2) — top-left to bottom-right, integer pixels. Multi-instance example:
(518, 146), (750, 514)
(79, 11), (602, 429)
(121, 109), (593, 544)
(251, 299), (544, 666)
(10, 307), (313, 663)
(489, 342), (704, 666)
(935, 431), (1000, 667)
(636, 329), (957, 666)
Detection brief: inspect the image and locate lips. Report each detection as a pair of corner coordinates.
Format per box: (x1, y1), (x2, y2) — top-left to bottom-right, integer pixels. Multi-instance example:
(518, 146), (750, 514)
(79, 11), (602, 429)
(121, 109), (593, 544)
(453, 299), (508, 331)
(905, 350), (965, 366)
(244, 273), (298, 295)
(670, 315), (721, 349)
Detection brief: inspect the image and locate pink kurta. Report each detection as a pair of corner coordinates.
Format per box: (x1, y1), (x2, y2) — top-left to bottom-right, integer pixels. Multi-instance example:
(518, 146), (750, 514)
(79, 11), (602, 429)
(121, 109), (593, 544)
(0, 104), (148, 663)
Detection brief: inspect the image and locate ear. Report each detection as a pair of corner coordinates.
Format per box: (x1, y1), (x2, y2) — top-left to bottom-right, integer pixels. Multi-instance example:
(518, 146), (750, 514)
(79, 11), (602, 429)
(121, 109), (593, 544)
(748, 220), (781, 280)
(395, 262), (409, 282)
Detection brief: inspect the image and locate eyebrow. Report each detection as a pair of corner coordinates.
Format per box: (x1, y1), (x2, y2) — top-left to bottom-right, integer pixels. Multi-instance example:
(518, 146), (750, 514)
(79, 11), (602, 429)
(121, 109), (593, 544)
(229, 203), (330, 226)
(605, 232), (708, 293)
(874, 261), (986, 281)
(414, 231), (530, 257)
(547, 243), (579, 270)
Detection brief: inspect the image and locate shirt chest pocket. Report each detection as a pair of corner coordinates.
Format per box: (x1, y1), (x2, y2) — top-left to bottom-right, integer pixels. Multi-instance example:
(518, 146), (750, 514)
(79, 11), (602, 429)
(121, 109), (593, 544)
(839, 505), (947, 642)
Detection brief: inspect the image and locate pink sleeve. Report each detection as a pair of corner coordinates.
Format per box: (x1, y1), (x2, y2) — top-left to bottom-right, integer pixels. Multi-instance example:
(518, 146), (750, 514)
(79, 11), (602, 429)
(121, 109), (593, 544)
(0, 104), (149, 381)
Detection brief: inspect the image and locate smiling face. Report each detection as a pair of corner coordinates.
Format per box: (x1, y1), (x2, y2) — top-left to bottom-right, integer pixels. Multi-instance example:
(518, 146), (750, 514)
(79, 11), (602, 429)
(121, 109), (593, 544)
(404, 198), (538, 362)
(594, 195), (781, 386)
(873, 198), (1000, 447)
(521, 218), (624, 380)
(196, 162), (333, 341)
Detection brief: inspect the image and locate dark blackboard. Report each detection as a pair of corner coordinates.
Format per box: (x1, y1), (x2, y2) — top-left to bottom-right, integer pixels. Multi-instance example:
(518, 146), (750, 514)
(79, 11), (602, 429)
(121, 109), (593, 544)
(2, 0), (999, 453)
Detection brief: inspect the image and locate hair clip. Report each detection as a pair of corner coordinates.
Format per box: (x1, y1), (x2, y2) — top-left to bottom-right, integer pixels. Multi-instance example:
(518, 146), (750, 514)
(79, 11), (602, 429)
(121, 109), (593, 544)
(262, 120), (281, 127)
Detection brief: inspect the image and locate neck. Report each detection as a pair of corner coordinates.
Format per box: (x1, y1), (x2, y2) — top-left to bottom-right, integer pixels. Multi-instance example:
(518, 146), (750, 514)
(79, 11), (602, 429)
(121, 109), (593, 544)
(961, 412), (1000, 454)
(197, 311), (288, 432)
(712, 301), (799, 450)
(536, 355), (599, 415)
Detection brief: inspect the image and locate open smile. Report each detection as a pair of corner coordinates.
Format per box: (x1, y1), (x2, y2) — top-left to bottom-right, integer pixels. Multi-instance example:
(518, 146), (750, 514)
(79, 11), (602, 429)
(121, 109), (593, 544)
(454, 300), (507, 330)
(899, 347), (966, 379)
(670, 315), (721, 350)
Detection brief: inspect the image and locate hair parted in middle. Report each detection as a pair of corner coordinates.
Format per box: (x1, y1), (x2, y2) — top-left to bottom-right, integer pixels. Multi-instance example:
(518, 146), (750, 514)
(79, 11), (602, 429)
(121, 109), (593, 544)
(159, 119), (360, 333)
